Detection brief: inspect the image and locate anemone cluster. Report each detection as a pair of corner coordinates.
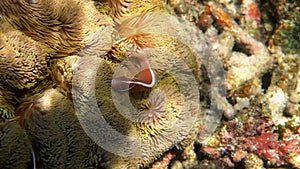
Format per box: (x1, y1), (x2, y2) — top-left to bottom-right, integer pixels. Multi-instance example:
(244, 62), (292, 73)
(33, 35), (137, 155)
(0, 0), (210, 168)
(1, 0), (299, 168)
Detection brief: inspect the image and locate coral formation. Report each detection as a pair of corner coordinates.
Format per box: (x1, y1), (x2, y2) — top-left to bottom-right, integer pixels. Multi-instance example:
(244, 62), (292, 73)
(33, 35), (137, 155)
(243, 153), (265, 169)
(268, 0), (300, 54)
(207, 3), (274, 91)
(202, 113), (300, 168)
(169, 0), (300, 168)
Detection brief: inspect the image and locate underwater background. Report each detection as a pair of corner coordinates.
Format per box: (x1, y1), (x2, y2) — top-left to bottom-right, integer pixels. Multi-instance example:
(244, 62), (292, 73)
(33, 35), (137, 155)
(0, 0), (299, 168)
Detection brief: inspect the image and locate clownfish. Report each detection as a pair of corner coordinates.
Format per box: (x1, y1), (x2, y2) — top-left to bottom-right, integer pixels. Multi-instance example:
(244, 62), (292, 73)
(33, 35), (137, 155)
(112, 54), (156, 92)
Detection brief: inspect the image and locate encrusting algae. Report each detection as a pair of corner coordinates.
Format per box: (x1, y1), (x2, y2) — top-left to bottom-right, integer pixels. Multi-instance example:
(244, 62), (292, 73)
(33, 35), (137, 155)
(0, 0), (299, 168)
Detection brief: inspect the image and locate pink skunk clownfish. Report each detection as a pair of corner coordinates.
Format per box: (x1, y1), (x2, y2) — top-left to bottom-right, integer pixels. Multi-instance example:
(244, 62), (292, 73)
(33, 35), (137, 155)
(112, 55), (156, 92)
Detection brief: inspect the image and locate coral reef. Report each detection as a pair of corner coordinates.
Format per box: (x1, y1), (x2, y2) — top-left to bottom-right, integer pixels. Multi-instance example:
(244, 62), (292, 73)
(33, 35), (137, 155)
(268, 0), (300, 54)
(168, 0), (300, 168)
(0, 0), (299, 168)
(202, 112), (300, 167)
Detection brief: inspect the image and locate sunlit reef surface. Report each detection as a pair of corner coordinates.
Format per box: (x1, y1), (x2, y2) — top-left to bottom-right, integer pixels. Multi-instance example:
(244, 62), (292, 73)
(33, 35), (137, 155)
(0, 0), (299, 169)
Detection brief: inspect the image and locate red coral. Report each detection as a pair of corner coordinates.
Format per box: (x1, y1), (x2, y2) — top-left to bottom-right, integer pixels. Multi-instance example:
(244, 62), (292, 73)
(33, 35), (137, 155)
(202, 115), (300, 167)
(150, 153), (175, 169)
(246, 133), (285, 165)
(247, 3), (261, 23)
(202, 147), (222, 159)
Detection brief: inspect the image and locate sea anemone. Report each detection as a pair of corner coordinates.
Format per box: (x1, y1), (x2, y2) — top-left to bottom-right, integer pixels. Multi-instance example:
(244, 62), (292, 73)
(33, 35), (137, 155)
(19, 88), (99, 168)
(0, 85), (16, 120)
(110, 12), (198, 66)
(111, 12), (168, 60)
(0, 1), (209, 168)
(72, 45), (201, 168)
(77, 9), (201, 167)
(49, 55), (79, 94)
(0, 0), (113, 57)
(0, 120), (32, 169)
(133, 85), (194, 166)
(109, 0), (165, 19)
(137, 89), (167, 128)
(0, 28), (51, 91)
